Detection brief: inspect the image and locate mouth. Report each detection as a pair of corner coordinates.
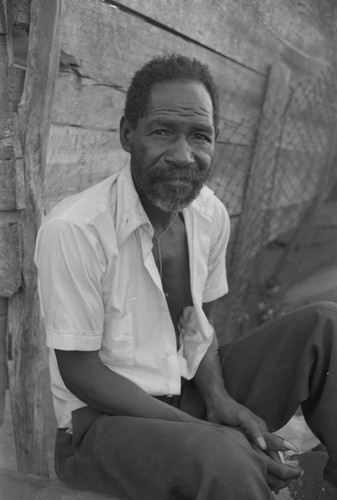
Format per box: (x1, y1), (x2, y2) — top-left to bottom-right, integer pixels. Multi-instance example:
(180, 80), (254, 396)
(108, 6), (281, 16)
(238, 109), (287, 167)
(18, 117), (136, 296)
(164, 179), (192, 187)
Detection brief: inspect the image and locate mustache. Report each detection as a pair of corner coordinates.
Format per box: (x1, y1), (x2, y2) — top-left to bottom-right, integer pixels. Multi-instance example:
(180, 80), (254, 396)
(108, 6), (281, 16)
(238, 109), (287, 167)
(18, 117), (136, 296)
(149, 167), (205, 182)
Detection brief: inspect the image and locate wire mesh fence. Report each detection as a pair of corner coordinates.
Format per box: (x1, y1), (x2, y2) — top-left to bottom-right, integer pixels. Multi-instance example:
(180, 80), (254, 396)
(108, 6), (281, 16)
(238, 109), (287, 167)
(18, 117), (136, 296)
(209, 66), (337, 343)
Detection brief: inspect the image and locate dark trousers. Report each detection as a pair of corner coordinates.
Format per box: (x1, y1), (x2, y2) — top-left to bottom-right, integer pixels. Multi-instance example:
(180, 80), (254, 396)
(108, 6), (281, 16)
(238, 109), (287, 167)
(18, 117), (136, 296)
(55, 302), (337, 500)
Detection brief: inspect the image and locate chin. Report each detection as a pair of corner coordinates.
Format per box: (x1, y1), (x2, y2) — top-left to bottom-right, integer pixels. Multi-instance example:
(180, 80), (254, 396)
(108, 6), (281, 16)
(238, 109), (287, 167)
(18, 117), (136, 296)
(151, 184), (203, 212)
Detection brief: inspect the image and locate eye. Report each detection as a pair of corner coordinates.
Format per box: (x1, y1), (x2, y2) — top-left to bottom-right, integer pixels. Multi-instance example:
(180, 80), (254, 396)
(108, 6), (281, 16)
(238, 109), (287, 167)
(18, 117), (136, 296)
(193, 133), (212, 143)
(151, 129), (169, 137)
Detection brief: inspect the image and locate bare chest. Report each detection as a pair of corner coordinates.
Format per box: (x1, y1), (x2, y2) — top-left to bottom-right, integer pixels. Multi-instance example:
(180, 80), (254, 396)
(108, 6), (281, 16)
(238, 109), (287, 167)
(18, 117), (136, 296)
(152, 214), (193, 332)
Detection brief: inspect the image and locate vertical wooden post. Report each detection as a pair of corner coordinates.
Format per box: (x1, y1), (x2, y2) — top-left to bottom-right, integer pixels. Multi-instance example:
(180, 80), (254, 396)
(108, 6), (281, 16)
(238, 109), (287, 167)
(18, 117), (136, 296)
(7, 0), (64, 476)
(232, 62), (291, 273)
(0, 0), (23, 426)
(217, 61), (291, 341)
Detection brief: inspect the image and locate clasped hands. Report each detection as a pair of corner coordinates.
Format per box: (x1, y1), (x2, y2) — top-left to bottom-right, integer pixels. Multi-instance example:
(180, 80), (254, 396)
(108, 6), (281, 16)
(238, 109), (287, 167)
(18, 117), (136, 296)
(206, 400), (303, 493)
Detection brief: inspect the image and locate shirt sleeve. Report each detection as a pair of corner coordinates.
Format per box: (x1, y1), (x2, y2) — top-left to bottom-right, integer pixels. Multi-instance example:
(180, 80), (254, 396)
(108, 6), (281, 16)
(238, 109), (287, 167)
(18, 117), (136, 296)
(34, 217), (106, 351)
(202, 199), (230, 303)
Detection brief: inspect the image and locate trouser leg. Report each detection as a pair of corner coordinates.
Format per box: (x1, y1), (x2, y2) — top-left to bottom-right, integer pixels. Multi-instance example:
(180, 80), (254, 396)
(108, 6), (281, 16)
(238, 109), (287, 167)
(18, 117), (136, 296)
(55, 406), (273, 500)
(219, 301), (337, 486)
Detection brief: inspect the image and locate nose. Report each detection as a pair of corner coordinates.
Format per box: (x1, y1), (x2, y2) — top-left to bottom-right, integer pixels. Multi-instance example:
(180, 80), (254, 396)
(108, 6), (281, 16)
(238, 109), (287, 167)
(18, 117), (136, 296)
(165, 137), (194, 167)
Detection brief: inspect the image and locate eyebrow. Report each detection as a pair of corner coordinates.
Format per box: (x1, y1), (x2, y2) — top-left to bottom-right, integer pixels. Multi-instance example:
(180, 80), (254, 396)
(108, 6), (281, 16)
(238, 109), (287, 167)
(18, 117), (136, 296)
(147, 118), (214, 133)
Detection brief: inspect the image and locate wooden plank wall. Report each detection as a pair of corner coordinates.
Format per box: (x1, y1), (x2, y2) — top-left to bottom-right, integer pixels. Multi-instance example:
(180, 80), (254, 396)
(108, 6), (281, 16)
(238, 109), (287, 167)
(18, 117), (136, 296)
(0, 0), (64, 476)
(43, 0), (337, 253)
(0, 0), (25, 425)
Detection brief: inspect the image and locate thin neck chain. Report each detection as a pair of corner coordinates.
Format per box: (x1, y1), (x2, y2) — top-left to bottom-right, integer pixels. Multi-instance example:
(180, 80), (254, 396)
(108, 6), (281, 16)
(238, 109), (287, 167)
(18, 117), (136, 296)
(153, 211), (178, 278)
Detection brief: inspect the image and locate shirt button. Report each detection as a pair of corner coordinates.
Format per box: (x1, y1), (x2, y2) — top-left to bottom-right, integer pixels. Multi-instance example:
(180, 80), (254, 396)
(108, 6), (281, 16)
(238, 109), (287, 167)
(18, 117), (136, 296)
(167, 351), (172, 357)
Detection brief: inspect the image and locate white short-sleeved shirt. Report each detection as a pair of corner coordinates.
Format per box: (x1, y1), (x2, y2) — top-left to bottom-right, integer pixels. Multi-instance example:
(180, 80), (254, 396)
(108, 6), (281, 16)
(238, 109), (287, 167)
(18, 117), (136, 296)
(34, 166), (230, 427)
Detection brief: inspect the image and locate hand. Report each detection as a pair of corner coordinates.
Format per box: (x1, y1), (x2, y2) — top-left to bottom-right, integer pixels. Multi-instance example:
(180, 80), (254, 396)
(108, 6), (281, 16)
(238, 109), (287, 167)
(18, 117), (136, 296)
(207, 400), (302, 491)
(253, 434), (303, 493)
(207, 399), (299, 454)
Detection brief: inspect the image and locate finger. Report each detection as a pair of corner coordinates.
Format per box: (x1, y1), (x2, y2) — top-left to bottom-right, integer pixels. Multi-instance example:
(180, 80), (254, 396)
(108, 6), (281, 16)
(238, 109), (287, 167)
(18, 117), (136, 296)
(256, 436), (267, 450)
(266, 455), (303, 481)
(237, 412), (268, 450)
(266, 449), (282, 463)
(267, 475), (294, 491)
(264, 433), (299, 454)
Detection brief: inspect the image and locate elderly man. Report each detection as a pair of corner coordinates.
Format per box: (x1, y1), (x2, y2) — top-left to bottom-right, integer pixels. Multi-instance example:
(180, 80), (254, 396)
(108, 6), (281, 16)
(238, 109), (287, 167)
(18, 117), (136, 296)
(35, 54), (337, 499)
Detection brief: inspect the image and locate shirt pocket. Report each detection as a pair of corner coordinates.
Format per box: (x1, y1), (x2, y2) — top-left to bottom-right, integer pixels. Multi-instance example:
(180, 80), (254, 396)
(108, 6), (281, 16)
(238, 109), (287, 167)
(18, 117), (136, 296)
(101, 313), (134, 366)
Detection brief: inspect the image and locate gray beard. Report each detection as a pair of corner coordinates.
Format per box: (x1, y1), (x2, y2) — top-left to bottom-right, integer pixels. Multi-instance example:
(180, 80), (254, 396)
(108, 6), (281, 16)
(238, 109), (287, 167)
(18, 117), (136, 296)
(144, 182), (204, 212)
(131, 164), (209, 213)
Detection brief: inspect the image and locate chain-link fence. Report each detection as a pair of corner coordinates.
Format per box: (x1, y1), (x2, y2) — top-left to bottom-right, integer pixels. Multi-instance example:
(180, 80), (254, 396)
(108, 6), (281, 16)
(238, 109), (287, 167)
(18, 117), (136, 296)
(209, 67), (337, 343)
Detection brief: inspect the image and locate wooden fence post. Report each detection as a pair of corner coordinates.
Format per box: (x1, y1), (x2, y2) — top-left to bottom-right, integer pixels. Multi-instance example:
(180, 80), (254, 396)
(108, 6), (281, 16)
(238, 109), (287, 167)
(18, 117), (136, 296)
(216, 61), (291, 341)
(7, 0), (64, 476)
(0, 0), (23, 425)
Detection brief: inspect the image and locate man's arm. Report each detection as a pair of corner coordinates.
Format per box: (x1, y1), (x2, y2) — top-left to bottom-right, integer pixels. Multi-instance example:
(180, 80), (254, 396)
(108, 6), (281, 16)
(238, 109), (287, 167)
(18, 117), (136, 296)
(55, 349), (203, 425)
(195, 301), (302, 492)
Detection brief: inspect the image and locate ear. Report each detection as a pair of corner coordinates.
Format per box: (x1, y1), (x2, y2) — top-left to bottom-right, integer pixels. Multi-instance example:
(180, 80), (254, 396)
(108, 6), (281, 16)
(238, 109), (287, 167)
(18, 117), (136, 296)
(119, 116), (134, 153)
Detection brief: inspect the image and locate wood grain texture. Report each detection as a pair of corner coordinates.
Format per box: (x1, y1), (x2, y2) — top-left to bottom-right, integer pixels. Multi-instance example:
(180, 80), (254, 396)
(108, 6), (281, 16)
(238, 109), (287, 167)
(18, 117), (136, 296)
(11, 0), (31, 29)
(51, 72), (125, 130)
(111, 0), (275, 75)
(0, 9), (24, 213)
(45, 124), (128, 210)
(59, 0), (266, 125)
(0, 160), (17, 210)
(9, 65), (26, 112)
(0, 222), (21, 296)
(0, 297), (8, 425)
(115, 0), (334, 74)
(7, 0), (64, 477)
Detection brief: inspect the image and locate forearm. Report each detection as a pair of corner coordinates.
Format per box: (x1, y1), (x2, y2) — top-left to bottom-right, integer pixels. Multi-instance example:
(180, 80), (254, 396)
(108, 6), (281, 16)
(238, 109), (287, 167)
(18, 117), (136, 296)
(194, 335), (235, 419)
(56, 349), (200, 424)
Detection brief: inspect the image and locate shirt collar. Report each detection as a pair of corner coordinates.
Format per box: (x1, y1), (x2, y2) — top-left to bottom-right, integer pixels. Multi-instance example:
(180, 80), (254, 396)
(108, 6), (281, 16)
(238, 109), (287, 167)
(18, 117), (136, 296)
(115, 165), (151, 246)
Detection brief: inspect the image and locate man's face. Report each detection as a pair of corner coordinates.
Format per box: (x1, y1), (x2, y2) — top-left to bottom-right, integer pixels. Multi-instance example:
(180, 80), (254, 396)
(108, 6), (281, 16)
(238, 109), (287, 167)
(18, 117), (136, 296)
(122, 80), (216, 212)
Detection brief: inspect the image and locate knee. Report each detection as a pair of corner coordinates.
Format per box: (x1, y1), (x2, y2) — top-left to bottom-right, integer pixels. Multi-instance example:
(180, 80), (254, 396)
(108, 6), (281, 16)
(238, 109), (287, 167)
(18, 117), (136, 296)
(194, 428), (267, 489)
(290, 301), (337, 341)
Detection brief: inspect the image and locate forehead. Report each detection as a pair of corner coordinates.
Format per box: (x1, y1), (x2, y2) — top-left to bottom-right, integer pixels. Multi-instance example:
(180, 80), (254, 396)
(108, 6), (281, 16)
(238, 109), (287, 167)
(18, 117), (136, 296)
(145, 80), (214, 124)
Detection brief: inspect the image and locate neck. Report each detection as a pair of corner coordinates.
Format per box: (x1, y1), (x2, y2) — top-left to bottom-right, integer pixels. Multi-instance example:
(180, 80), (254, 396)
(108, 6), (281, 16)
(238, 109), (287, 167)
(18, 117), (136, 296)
(136, 186), (177, 235)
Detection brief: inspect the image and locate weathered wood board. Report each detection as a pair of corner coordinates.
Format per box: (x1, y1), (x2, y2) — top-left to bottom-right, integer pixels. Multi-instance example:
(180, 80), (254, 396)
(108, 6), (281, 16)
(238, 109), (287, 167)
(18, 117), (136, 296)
(9, 65), (26, 111)
(115, 0), (334, 74)
(11, 0), (31, 29)
(52, 72), (125, 131)
(6, 0), (64, 476)
(0, 160), (17, 211)
(0, 222), (21, 297)
(59, 0), (266, 127)
(45, 125), (129, 209)
(113, 0), (275, 75)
